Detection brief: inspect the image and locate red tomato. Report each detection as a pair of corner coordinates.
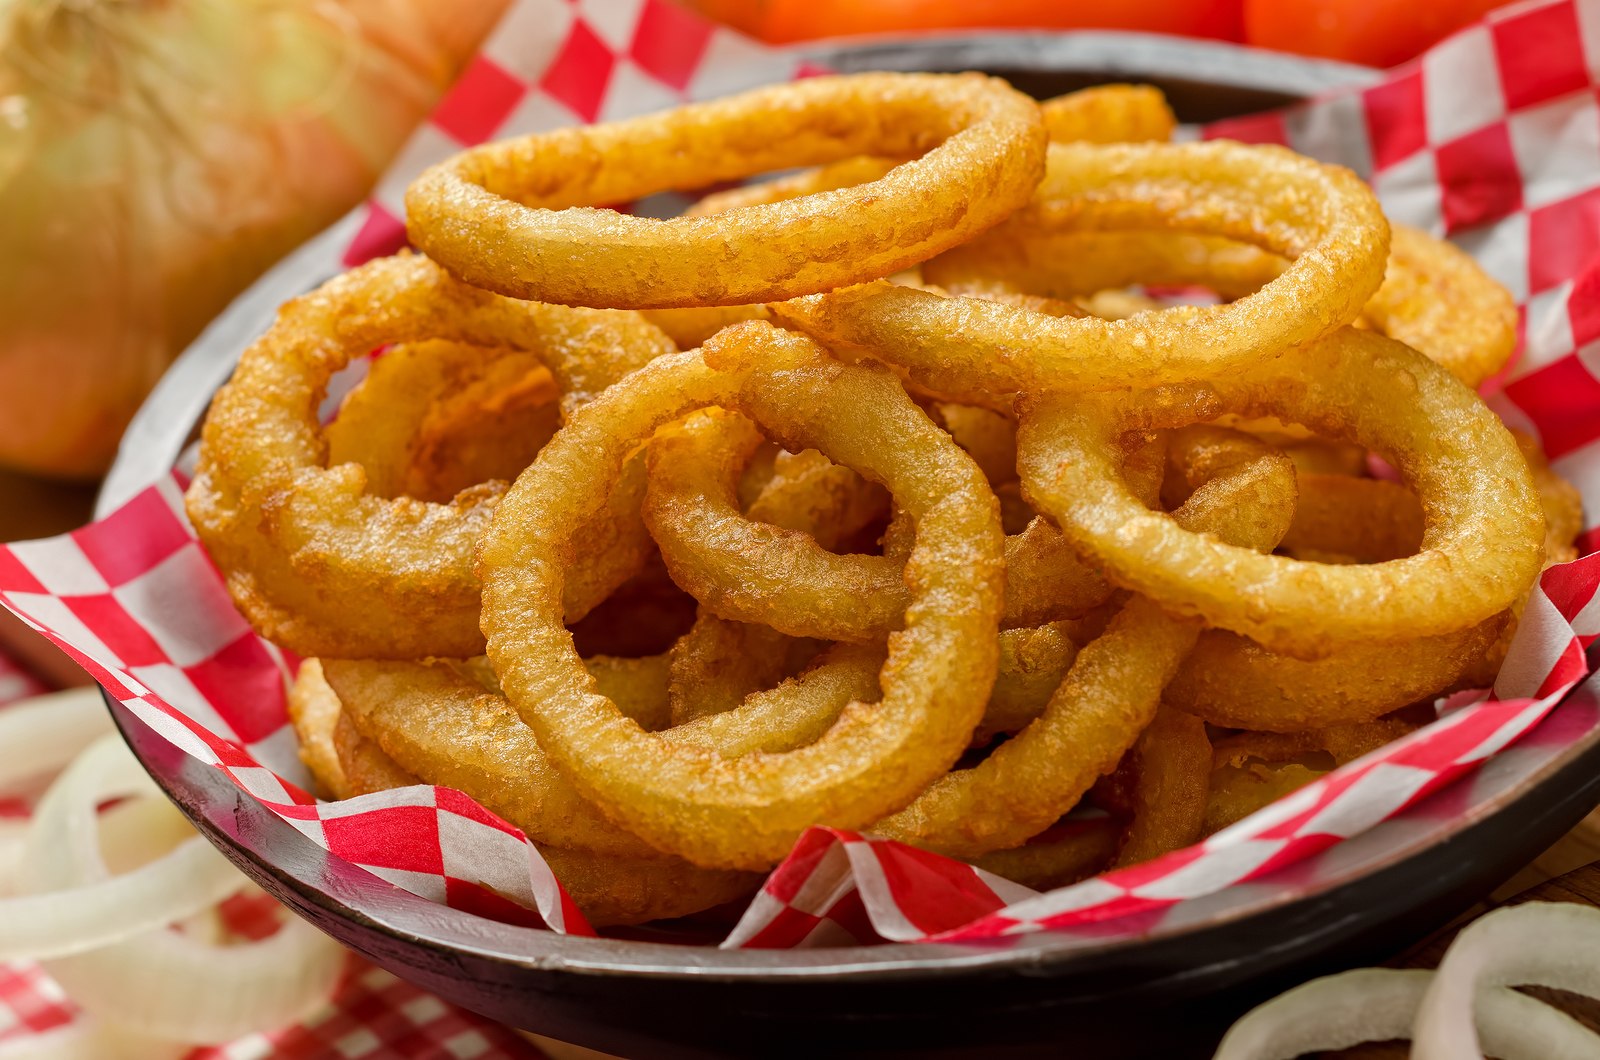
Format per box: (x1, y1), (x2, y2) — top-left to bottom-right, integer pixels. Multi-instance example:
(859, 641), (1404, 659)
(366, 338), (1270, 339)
(1244, 0), (1511, 68)
(692, 0), (1245, 45)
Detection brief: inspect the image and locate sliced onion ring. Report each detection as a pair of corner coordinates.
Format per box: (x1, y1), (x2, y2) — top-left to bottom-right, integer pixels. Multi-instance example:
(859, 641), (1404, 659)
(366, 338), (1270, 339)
(1416, 902), (1600, 1060)
(6, 733), (346, 1045)
(1214, 966), (1600, 1060)
(4, 736), (244, 961)
(0, 688), (113, 793)
(41, 900), (345, 1046)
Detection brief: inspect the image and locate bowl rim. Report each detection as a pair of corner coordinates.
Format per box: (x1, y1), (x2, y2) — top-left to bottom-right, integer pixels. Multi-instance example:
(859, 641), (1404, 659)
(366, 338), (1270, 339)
(96, 29), (1600, 985)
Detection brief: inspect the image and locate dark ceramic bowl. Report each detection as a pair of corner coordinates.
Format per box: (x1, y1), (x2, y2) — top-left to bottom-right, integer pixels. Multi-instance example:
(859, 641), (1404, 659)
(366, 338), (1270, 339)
(96, 34), (1600, 1060)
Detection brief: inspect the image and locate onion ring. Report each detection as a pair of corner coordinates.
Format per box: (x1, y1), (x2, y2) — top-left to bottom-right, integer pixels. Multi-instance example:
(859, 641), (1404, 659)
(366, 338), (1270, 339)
(1366, 224), (1520, 389)
(966, 817), (1119, 891)
(1114, 705), (1212, 867)
(186, 254), (672, 658)
(1214, 966), (1598, 1060)
(1519, 428), (1585, 566)
(744, 445), (889, 549)
(870, 430), (1295, 858)
(666, 611), (821, 726)
(1017, 329), (1545, 659)
(643, 410), (1165, 641)
(640, 305), (773, 350)
(775, 140), (1389, 400)
(1415, 902), (1600, 1058)
(1039, 83), (1176, 144)
(479, 323), (1004, 870)
(974, 622), (1080, 745)
(1154, 424), (1508, 728)
(2, 737), (245, 962)
(0, 687), (113, 794)
(286, 660), (351, 800)
(684, 155), (901, 218)
(326, 658), (659, 859)
(677, 83), (1171, 222)
(405, 73), (1046, 309)
(324, 341), (562, 503)
(1201, 718), (1422, 833)
(928, 403), (1018, 487)
(1276, 473), (1425, 564)
(1203, 760), (1327, 837)
(17, 737), (343, 1043)
(332, 708), (418, 795)
(329, 641), (888, 856)
(923, 223), (1514, 388)
(1167, 614), (1507, 730)
(1212, 718), (1422, 771)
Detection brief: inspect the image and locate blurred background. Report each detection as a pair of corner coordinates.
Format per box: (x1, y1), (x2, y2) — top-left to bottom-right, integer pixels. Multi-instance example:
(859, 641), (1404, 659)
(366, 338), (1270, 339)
(689, 0), (1509, 65)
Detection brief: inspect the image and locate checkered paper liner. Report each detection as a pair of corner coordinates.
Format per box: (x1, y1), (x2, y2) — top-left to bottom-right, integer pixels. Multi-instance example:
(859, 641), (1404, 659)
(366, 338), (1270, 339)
(1, 0), (1599, 974)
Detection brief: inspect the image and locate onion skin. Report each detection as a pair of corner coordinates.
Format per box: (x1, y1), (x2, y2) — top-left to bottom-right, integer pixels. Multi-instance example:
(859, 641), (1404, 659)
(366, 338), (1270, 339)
(0, 0), (507, 478)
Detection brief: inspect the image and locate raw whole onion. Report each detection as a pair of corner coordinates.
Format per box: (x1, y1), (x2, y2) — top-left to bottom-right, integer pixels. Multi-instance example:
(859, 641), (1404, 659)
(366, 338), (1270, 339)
(0, 0), (507, 477)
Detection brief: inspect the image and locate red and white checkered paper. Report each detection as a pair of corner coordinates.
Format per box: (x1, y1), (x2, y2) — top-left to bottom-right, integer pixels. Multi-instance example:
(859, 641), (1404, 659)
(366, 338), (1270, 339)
(3, 0), (1600, 981)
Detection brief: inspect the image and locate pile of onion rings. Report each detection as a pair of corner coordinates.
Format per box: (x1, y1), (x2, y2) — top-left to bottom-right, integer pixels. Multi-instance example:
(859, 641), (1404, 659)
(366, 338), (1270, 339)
(186, 73), (1575, 928)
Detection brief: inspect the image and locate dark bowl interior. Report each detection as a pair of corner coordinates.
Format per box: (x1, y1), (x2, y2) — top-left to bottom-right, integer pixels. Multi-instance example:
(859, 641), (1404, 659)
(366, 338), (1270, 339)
(97, 31), (1600, 1060)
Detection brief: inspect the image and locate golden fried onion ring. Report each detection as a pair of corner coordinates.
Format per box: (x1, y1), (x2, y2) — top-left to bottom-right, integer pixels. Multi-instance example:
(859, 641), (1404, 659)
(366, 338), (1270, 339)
(1277, 473), (1425, 564)
(1018, 329), (1544, 659)
(775, 140), (1389, 400)
(678, 83), (1172, 222)
(925, 224), (1516, 388)
(406, 73), (1046, 309)
(286, 659), (352, 801)
(871, 430), (1296, 859)
(1157, 429), (1506, 728)
(967, 818), (1120, 891)
(1201, 718), (1422, 835)
(185, 255), (673, 659)
(1040, 83), (1176, 143)
(642, 411), (1168, 641)
(1114, 705), (1212, 868)
(479, 323), (1005, 870)
(1167, 615), (1508, 732)
(324, 341), (561, 504)
(665, 611), (820, 727)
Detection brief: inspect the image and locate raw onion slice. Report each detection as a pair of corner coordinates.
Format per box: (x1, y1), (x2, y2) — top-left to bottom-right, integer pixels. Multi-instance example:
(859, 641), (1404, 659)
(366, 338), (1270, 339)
(7, 734), (345, 1043)
(0, 818), (26, 895)
(1416, 903), (1600, 1060)
(41, 906), (346, 1046)
(1213, 966), (1598, 1059)
(0, 1022), (186, 1060)
(0, 694), (348, 1046)
(0, 689), (112, 793)
(1214, 909), (1600, 1059)
(2, 736), (244, 961)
